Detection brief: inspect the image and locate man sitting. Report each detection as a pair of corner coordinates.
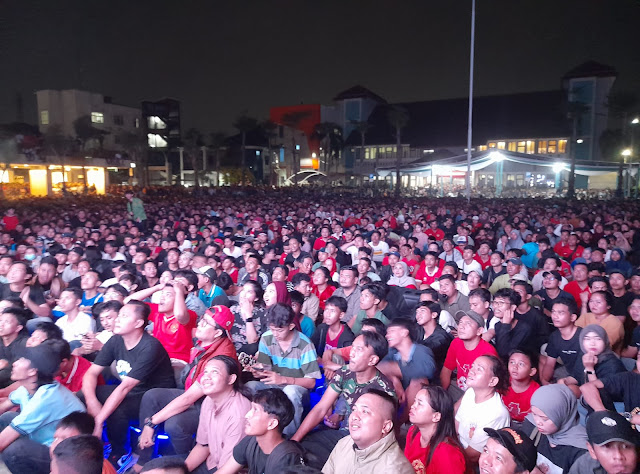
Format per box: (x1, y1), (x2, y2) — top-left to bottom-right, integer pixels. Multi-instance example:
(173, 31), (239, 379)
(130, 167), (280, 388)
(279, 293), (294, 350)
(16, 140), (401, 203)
(480, 427), (538, 474)
(0, 307), (28, 388)
(54, 287), (95, 351)
(247, 303), (321, 437)
(323, 389), (413, 473)
(50, 435), (105, 474)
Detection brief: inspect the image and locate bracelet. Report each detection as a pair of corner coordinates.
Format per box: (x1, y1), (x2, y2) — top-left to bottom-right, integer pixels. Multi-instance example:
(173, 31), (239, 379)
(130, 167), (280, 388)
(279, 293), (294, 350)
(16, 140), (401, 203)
(144, 417), (158, 430)
(245, 317), (254, 323)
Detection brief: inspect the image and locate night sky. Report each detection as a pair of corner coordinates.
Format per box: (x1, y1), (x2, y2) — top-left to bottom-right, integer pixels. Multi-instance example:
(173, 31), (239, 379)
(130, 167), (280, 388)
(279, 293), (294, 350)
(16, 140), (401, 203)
(1, 0), (639, 134)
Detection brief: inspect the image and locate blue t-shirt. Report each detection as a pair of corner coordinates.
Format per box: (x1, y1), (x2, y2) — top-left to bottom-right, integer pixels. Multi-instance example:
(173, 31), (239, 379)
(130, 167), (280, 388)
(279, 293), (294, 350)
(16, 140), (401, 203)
(82, 292), (104, 308)
(198, 285), (225, 308)
(385, 343), (437, 388)
(9, 382), (86, 446)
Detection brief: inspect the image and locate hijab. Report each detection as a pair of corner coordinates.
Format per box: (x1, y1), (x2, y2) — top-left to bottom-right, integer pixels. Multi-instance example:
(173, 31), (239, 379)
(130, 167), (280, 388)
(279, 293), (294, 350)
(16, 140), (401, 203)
(525, 384), (588, 450)
(270, 281), (291, 306)
(506, 231), (525, 250)
(605, 248), (632, 277)
(388, 261), (417, 288)
(579, 324), (614, 363)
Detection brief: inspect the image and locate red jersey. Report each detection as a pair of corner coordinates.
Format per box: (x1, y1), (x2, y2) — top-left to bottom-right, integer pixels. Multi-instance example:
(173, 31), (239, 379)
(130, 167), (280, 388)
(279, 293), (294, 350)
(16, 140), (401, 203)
(502, 381), (540, 422)
(554, 241), (572, 259)
(564, 281), (590, 311)
(402, 258), (419, 275)
(444, 338), (498, 391)
(404, 426), (467, 474)
(415, 263), (442, 287)
(312, 285), (336, 310)
(475, 255), (492, 270)
(425, 228), (445, 241)
(57, 355), (103, 393)
(148, 303), (197, 362)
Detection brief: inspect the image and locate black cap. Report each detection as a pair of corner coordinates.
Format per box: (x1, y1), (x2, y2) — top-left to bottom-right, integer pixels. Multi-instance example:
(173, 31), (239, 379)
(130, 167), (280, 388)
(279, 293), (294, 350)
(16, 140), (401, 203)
(485, 427), (537, 472)
(587, 411), (640, 446)
(24, 344), (62, 378)
(542, 270), (562, 281)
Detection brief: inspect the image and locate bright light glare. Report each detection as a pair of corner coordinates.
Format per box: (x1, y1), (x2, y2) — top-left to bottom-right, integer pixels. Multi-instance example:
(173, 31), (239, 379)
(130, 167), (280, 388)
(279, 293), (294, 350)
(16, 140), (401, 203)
(576, 139), (583, 144)
(632, 118), (639, 124)
(489, 151), (504, 162)
(552, 163), (565, 174)
(622, 149), (632, 157)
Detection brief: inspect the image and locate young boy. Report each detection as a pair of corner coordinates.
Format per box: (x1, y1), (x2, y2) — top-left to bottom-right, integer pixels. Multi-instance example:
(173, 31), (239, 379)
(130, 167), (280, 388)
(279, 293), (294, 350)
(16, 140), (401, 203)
(414, 301), (452, 370)
(502, 349), (539, 424)
(539, 298), (582, 385)
(311, 296), (355, 359)
(79, 270), (103, 313)
(349, 283), (390, 335)
(289, 290), (315, 339)
(55, 287), (96, 350)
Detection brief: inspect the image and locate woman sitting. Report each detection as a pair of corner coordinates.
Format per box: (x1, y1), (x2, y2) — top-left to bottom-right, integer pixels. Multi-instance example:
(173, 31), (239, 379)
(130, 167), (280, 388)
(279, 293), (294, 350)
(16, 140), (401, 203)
(405, 385), (467, 473)
(388, 262), (418, 289)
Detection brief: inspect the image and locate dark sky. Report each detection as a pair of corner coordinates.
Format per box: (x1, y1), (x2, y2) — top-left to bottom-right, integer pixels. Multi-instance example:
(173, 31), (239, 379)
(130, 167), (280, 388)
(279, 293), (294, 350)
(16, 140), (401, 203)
(1, 0), (639, 134)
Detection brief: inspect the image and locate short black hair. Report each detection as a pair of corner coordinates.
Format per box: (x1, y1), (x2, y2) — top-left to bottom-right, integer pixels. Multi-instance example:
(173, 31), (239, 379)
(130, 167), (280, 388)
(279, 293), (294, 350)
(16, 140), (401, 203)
(252, 388), (295, 434)
(512, 281), (534, 295)
(1, 307), (30, 328)
(417, 300), (441, 317)
(44, 337), (71, 361)
(92, 300), (123, 319)
(62, 287), (83, 301)
(52, 435), (104, 474)
(359, 330), (389, 360)
(266, 303), (295, 328)
(57, 411), (95, 435)
(174, 269), (198, 291)
(360, 388), (397, 421)
(339, 265), (359, 278)
(32, 321), (63, 340)
(140, 456), (188, 473)
(359, 318), (387, 337)
(289, 290), (305, 306)
(126, 300), (151, 326)
(106, 283), (129, 298)
(552, 297), (579, 316)
(468, 287), (491, 303)
(387, 319), (419, 342)
(291, 272), (311, 287)
(324, 295), (347, 313)
(362, 283), (385, 302)
(216, 272), (234, 290)
(494, 288), (521, 306)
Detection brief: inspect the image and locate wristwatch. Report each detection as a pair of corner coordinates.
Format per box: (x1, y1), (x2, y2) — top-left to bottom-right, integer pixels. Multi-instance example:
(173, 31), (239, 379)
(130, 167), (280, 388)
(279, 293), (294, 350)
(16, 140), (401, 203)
(245, 317), (254, 323)
(144, 417), (158, 429)
(622, 412), (633, 422)
(584, 369), (594, 375)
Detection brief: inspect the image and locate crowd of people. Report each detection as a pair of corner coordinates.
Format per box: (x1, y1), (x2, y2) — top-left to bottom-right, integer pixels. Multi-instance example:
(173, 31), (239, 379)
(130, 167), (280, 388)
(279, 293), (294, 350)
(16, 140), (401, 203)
(0, 188), (639, 474)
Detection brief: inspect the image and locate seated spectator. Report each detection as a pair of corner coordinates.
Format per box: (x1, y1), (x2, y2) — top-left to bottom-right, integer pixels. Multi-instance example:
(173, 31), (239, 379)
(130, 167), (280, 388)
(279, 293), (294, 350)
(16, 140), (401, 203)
(379, 319), (436, 410)
(78, 300), (122, 357)
(437, 274), (471, 318)
(539, 298), (582, 385)
(332, 266), (362, 325)
(456, 355), (511, 466)
(512, 281), (549, 352)
(135, 305), (237, 470)
(522, 384), (589, 472)
(310, 295), (354, 358)
(173, 269), (207, 319)
(405, 386), (467, 473)
(79, 270), (103, 313)
(349, 283), (390, 335)
(290, 291), (315, 338)
(622, 294), (640, 359)
(0, 307), (28, 388)
(311, 266), (335, 313)
(215, 388), (305, 473)
(387, 262), (417, 289)
(230, 281), (266, 358)
(492, 288), (535, 360)
(323, 389), (413, 473)
(247, 303), (321, 437)
(415, 251), (442, 289)
(415, 301), (452, 370)
(292, 273), (320, 323)
(82, 301), (176, 466)
(562, 324), (626, 397)
(50, 435), (105, 474)
(0, 342), (86, 474)
(502, 350), (540, 424)
(420, 288), (457, 333)
(468, 287), (496, 341)
(440, 310), (498, 394)
(568, 410), (640, 474)
(480, 427), (538, 474)
(576, 291), (625, 354)
(175, 356), (251, 473)
(534, 270), (573, 318)
(54, 287), (95, 350)
(195, 265), (224, 308)
(238, 253), (270, 290)
(293, 330), (394, 464)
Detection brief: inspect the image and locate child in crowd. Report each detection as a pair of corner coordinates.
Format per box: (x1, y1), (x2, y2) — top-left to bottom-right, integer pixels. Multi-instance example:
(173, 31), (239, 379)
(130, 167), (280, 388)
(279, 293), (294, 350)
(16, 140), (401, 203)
(501, 349), (540, 425)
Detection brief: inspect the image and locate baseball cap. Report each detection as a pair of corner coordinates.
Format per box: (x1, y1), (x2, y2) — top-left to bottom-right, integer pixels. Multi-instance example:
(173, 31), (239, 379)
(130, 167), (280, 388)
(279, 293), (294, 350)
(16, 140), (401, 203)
(468, 269), (483, 279)
(571, 257), (587, 268)
(456, 236), (467, 243)
(69, 247), (84, 256)
(194, 265), (217, 281)
(484, 427), (537, 472)
(507, 257), (523, 266)
(509, 274), (527, 282)
(542, 270), (562, 281)
(388, 251), (401, 258)
(317, 247), (328, 254)
(62, 232), (73, 238)
(204, 305), (234, 333)
(24, 344), (62, 379)
(472, 216), (480, 220)
(455, 310), (484, 328)
(587, 411), (640, 446)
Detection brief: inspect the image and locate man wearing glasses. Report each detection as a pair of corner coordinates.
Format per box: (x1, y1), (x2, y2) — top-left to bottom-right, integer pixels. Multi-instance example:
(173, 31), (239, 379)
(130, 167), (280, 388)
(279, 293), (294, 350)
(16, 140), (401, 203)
(534, 270), (573, 318)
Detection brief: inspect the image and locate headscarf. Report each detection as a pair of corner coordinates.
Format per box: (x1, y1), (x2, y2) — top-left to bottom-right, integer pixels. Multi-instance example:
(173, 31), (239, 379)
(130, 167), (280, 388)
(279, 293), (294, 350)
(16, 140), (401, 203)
(270, 281), (291, 306)
(525, 384), (588, 450)
(387, 261), (417, 288)
(605, 248), (632, 277)
(506, 230), (524, 250)
(579, 324), (614, 363)
(613, 232), (631, 253)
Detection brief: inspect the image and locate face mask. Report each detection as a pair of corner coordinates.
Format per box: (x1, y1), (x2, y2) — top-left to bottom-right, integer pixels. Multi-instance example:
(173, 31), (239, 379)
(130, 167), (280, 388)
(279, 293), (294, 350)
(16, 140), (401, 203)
(24, 254), (36, 261)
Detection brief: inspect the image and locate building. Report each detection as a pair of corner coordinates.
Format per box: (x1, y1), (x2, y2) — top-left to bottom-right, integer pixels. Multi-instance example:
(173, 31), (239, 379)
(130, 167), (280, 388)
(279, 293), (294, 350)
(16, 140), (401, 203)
(141, 98), (181, 185)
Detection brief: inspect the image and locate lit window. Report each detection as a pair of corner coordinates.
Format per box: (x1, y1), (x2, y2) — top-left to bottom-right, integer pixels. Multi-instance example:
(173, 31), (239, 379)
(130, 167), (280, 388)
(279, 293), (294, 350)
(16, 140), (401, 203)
(488, 142), (496, 148)
(558, 139), (567, 153)
(538, 140), (548, 154)
(147, 133), (167, 148)
(526, 141), (535, 154)
(255, 150), (260, 156)
(497, 141), (506, 150)
(295, 144), (300, 150)
(91, 112), (104, 124)
(517, 141), (526, 153)
(40, 110), (49, 125)
(478, 145), (487, 151)
(147, 116), (166, 130)
(508, 142), (516, 152)
(370, 147), (376, 160)
(135, 118), (140, 128)
(365, 148), (370, 159)
(548, 140), (557, 154)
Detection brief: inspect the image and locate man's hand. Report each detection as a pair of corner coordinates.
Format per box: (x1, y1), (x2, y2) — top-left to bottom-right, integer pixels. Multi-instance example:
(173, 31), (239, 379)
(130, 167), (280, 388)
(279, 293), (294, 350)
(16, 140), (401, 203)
(257, 370), (286, 385)
(138, 425), (155, 449)
(86, 398), (103, 418)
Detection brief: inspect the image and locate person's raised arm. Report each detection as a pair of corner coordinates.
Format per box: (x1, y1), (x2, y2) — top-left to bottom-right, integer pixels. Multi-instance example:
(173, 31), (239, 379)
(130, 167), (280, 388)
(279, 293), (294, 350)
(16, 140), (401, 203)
(580, 379), (606, 411)
(291, 387), (340, 442)
(125, 282), (164, 303)
(171, 280), (190, 325)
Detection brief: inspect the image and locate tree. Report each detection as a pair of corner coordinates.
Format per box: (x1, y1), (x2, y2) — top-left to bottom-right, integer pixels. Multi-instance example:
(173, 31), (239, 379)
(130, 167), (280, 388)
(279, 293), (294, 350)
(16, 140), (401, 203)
(351, 120), (371, 163)
(259, 120), (278, 185)
(387, 106), (409, 196)
(183, 128), (204, 188)
(73, 115), (108, 150)
(604, 91), (639, 198)
(208, 132), (227, 187)
(312, 122), (344, 174)
(118, 129), (149, 187)
(281, 111), (312, 185)
(0, 128), (18, 199)
(565, 100), (590, 199)
(233, 113), (259, 186)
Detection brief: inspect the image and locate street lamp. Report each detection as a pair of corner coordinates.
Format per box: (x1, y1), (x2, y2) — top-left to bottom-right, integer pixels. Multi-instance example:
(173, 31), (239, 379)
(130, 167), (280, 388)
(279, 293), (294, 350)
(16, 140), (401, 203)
(632, 118), (639, 125)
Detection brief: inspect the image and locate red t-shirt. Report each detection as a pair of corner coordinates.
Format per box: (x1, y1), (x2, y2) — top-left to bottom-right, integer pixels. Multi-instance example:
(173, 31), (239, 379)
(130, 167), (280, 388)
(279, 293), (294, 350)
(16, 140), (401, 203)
(564, 281), (590, 311)
(444, 338), (498, 391)
(148, 303), (197, 362)
(313, 238), (328, 251)
(226, 267), (239, 284)
(425, 228), (445, 241)
(325, 326), (344, 352)
(502, 381), (540, 422)
(402, 258), (419, 275)
(415, 263), (442, 287)
(57, 355), (103, 393)
(313, 285), (336, 310)
(554, 241), (572, 259)
(404, 427), (467, 474)
(475, 255), (492, 270)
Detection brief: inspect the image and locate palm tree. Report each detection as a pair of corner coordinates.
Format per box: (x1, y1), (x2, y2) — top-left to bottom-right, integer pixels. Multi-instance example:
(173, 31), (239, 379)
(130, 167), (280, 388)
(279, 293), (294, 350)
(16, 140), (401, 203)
(208, 132), (227, 187)
(387, 106), (409, 196)
(118, 129), (148, 187)
(281, 111), (311, 185)
(233, 113), (259, 186)
(183, 128), (204, 189)
(260, 120), (278, 185)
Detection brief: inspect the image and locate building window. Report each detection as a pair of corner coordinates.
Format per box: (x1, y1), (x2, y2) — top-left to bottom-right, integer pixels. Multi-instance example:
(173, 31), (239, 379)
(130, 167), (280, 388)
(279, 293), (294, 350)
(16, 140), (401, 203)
(488, 142), (496, 148)
(40, 110), (49, 125)
(558, 139), (567, 153)
(517, 141), (526, 153)
(526, 140), (535, 154)
(548, 140), (557, 154)
(507, 141), (516, 152)
(478, 145), (487, 151)
(538, 140), (548, 154)
(507, 174), (515, 187)
(91, 112), (104, 124)
(135, 118), (140, 128)
(516, 174), (524, 186)
(497, 141), (506, 150)
(114, 115), (124, 126)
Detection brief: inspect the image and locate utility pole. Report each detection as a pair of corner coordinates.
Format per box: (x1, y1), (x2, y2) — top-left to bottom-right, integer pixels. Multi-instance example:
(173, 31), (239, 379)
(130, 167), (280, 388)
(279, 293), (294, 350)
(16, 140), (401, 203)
(465, 0), (476, 202)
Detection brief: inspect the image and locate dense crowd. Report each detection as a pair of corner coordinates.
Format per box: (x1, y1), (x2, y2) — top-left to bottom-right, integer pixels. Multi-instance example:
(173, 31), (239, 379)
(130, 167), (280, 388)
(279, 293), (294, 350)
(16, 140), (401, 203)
(0, 188), (639, 474)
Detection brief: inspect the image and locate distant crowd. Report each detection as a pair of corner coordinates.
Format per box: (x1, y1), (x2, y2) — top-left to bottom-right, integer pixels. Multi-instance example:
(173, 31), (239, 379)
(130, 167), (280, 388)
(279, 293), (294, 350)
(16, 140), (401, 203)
(0, 189), (638, 474)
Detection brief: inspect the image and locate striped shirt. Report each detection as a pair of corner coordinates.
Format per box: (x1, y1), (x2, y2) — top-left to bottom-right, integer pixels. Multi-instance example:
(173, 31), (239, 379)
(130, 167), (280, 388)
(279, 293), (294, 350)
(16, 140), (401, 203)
(256, 330), (321, 380)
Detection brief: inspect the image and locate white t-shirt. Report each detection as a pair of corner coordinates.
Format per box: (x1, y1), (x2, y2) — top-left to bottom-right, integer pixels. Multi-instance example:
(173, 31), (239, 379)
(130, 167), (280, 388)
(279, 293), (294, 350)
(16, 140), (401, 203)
(455, 259), (482, 276)
(456, 389), (511, 452)
(223, 247), (242, 259)
(369, 241), (389, 263)
(56, 312), (96, 343)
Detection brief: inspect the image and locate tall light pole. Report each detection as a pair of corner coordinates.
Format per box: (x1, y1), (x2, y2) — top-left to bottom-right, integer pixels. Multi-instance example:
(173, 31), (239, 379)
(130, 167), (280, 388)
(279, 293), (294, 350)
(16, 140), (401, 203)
(465, 0), (476, 202)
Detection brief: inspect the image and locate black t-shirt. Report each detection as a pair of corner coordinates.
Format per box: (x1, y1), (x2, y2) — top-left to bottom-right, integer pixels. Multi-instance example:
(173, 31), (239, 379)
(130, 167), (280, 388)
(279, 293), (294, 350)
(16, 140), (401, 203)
(418, 324), (453, 370)
(482, 266), (506, 286)
(0, 283), (21, 300)
(0, 333), (27, 365)
(534, 289), (573, 313)
(632, 326), (640, 351)
(94, 332), (175, 394)
(601, 371), (640, 413)
(522, 419), (587, 473)
(546, 327), (582, 372)
(516, 306), (550, 348)
(611, 292), (634, 318)
(494, 319), (535, 360)
(232, 436), (304, 474)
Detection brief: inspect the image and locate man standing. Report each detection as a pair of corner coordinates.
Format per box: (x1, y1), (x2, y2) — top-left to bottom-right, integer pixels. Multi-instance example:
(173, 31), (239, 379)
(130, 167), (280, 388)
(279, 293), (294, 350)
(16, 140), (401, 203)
(125, 191), (147, 230)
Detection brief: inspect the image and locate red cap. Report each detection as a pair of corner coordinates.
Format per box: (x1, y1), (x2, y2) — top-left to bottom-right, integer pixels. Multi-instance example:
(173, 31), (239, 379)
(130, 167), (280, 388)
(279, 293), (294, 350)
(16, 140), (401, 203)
(206, 305), (234, 332)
